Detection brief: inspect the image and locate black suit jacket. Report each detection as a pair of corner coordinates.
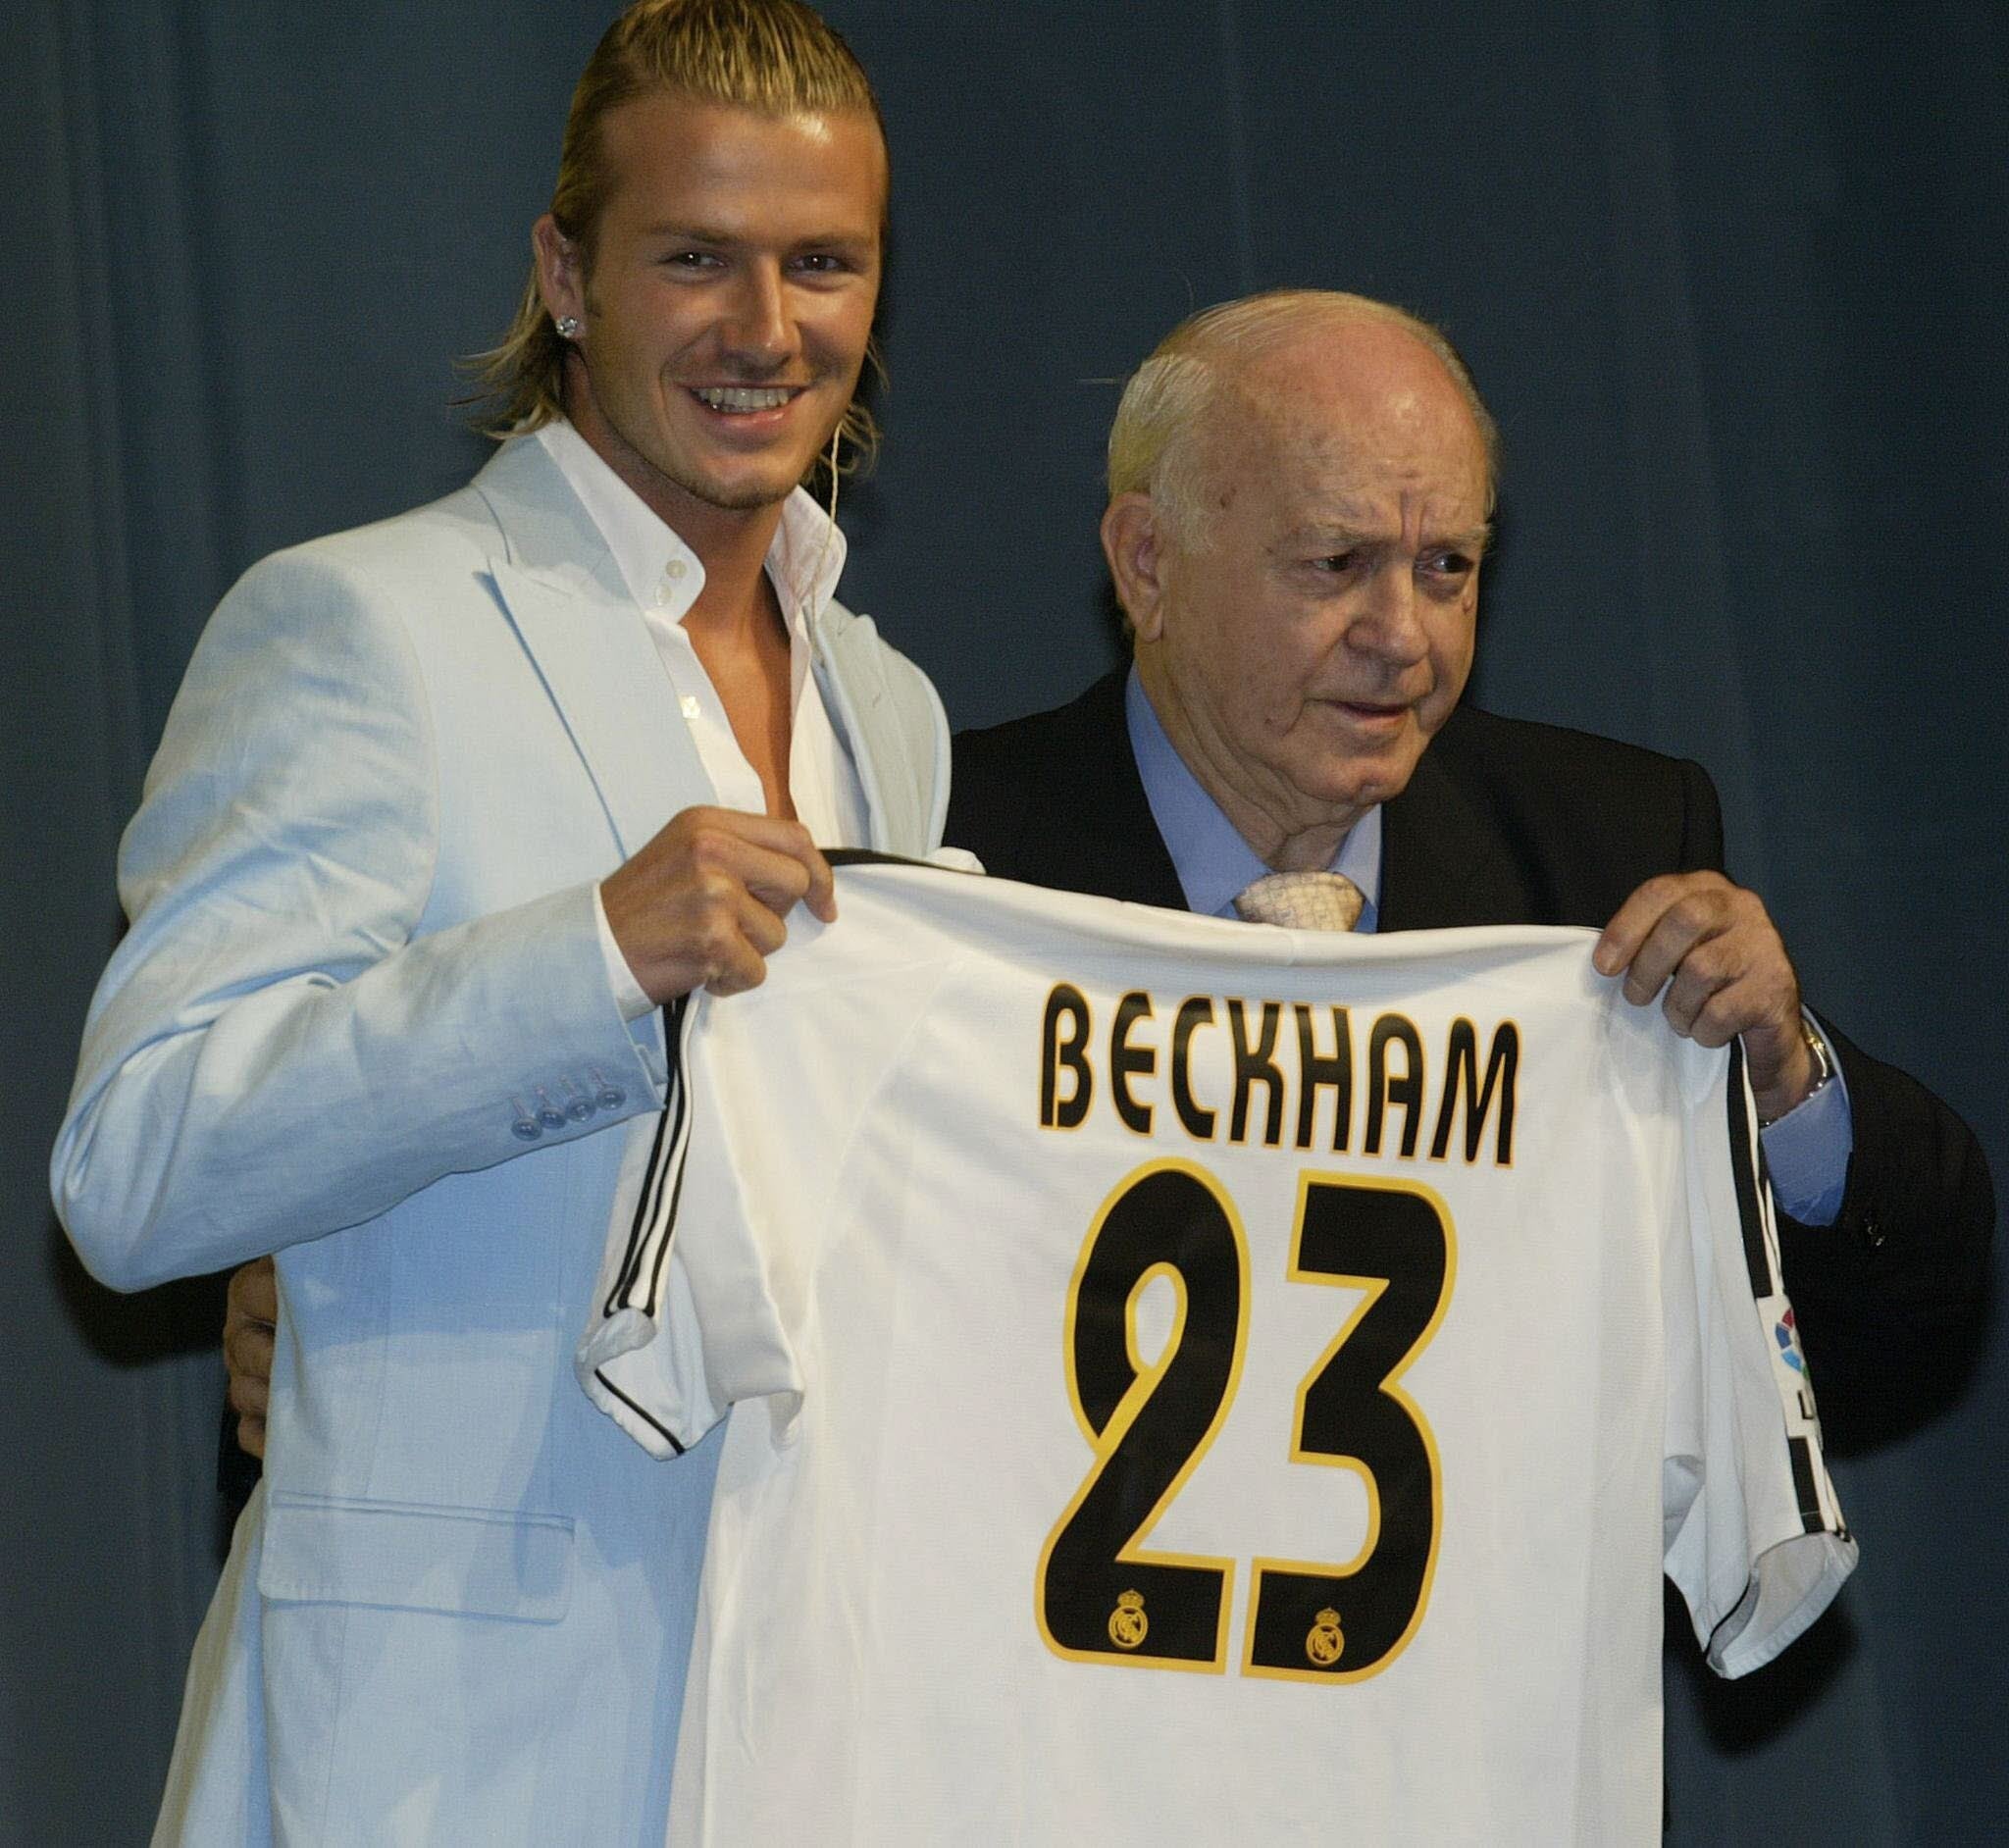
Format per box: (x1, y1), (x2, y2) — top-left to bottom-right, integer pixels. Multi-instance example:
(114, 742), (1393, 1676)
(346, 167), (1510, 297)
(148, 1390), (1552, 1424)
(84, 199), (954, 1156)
(948, 670), (1991, 1429)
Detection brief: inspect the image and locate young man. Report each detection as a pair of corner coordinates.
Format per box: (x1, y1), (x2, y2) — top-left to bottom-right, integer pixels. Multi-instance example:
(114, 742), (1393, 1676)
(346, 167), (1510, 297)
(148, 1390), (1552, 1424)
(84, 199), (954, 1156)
(52, 4), (944, 1841)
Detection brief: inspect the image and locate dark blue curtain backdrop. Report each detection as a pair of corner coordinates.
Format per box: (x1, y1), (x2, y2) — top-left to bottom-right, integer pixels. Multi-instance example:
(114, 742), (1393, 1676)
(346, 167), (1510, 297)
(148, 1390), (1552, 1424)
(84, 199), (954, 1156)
(6, 2), (2002, 1839)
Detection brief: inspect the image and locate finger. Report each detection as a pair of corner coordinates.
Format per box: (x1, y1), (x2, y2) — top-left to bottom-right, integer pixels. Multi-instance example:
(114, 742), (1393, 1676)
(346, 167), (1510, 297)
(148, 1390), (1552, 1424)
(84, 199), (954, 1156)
(1693, 977), (1801, 1063)
(1620, 903), (1722, 1007)
(1618, 879), (1743, 1006)
(702, 938), (772, 997)
(734, 885), (792, 960)
(225, 1319), (276, 1379)
(697, 854), (847, 996)
(795, 836), (837, 925)
(611, 816), (839, 1002)
(236, 1414), (266, 1462)
(730, 833), (837, 926)
(1659, 954), (1737, 1039)
(1592, 876), (1682, 978)
(228, 1256), (278, 1330)
(228, 1371), (270, 1420)
(695, 892), (791, 998)
(734, 846), (813, 917)
(1655, 920), (1758, 1036)
(665, 821), (802, 914)
(679, 808), (825, 869)
(1593, 872), (1726, 978)
(686, 813), (835, 925)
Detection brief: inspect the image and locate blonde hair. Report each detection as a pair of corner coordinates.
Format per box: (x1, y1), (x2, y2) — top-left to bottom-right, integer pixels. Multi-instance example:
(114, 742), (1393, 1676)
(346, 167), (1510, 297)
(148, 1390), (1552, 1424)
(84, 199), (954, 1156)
(1106, 288), (1500, 547)
(468, 0), (886, 468)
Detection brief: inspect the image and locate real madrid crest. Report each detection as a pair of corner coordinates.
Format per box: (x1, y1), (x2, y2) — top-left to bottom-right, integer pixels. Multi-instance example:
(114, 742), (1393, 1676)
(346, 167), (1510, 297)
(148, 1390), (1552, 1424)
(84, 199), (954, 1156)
(1108, 1589), (1149, 1651)
(1306, 1607), (1345, 1668)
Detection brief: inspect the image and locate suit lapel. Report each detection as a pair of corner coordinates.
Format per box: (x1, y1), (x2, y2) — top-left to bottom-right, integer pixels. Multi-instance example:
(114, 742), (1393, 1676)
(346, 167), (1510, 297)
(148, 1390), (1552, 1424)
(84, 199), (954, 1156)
(1041, 673), (1188, 909)
(983, 680), (1547, 930)
(1378, 716), (1532, 930)
(474, 439), (714, 857)
(815, 616), (908, 853)
(1080, 684), (1188, 908)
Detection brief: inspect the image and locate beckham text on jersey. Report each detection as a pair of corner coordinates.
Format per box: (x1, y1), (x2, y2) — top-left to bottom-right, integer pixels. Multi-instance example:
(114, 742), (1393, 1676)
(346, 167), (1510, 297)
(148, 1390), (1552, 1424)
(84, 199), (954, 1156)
(1039, 986), (1520, 1166)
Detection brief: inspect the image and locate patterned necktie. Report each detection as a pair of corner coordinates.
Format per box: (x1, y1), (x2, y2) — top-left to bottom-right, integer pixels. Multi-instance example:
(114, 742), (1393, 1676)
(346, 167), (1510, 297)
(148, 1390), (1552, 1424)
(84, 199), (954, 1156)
(1232, 870), (1365, 932)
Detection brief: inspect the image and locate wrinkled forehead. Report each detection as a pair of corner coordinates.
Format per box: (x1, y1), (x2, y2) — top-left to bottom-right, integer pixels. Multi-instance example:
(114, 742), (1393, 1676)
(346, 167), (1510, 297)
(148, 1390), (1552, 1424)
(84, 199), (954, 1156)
(1204, 351), (1490, 537)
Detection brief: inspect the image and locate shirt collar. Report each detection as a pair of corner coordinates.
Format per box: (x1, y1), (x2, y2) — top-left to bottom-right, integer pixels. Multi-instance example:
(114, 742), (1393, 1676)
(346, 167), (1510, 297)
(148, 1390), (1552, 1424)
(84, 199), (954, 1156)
(535, 418), (848, 639)
(1124, 665), (1382, 928)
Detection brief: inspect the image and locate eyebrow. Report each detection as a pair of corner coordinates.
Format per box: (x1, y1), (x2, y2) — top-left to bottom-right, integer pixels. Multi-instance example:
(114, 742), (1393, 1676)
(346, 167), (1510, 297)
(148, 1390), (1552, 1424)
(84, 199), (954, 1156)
(633, 220), (877, 248)
(636, 220), (732, 241)
(1282, 522), (1495, 555)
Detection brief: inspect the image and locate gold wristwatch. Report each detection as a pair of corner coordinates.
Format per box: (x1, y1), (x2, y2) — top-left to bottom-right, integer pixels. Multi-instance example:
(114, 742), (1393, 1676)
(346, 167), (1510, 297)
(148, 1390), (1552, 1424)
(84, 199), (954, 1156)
(1759, 1016), (1834, 1127)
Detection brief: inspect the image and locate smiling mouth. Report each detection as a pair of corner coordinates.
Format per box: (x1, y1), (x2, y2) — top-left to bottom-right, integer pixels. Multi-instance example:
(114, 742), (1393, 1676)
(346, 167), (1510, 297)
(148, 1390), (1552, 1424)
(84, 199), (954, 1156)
(691, 385), (799, 413)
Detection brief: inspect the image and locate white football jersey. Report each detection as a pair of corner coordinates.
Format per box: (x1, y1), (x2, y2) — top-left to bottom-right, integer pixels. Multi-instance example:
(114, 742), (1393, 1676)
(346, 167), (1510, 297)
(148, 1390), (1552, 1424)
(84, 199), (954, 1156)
(579, 859), (1854, 1847)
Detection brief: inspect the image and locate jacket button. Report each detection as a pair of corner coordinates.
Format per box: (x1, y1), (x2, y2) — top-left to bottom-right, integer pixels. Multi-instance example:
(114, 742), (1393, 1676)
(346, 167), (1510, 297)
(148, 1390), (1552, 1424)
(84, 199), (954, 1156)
(597, 1085), (627, 1110)
(1858, 1209), (1884, 1250)
(511, 1117), (541, 1142)
(566, 1095), (594, 1123)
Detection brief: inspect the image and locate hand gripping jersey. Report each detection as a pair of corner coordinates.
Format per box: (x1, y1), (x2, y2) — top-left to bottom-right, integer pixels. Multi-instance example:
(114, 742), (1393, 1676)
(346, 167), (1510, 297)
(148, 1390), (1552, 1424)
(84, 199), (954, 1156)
(579, 859), (1854, 1847)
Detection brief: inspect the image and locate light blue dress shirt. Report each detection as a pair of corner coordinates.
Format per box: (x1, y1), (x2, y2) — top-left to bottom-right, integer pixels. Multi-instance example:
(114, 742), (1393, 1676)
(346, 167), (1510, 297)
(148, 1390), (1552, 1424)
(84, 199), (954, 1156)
(1123, 669), (1848, 1223)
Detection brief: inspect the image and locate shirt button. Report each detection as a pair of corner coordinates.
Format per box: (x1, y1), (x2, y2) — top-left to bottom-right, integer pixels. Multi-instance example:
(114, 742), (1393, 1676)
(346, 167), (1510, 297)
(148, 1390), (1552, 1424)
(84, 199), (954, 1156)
(679, 695), (699, 722)
(663, 559), (687, 583)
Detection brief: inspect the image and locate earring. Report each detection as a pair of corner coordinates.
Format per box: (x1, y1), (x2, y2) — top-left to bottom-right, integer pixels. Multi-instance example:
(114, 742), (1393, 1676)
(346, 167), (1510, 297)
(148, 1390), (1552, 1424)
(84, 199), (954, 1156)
(555, 316), (581, 339)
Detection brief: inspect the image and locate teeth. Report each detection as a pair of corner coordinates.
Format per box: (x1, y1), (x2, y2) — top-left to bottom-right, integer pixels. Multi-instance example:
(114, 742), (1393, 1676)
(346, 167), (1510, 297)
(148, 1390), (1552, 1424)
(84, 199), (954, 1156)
(694, 386), (794, 412)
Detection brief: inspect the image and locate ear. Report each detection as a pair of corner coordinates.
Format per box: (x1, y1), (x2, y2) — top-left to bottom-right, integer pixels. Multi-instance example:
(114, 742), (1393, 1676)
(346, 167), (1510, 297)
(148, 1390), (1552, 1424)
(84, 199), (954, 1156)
(532, 215), (586, 330)
(1100, 493), (1172, 643)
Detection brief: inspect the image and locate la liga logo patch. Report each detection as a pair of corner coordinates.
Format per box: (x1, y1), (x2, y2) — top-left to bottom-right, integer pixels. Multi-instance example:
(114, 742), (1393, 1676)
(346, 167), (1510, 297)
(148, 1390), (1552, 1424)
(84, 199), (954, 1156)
(1774, 1306), (1806, 1374)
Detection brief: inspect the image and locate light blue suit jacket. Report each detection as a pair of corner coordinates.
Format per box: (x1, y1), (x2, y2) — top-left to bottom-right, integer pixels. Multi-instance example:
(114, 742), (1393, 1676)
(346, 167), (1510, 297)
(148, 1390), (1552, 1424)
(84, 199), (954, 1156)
(53, 436), (951, 1845)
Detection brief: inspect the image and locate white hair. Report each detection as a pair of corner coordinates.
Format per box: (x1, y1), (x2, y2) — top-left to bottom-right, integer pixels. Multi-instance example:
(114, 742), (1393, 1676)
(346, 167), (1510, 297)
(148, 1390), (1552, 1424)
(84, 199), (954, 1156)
(1105, 288), (1500, 548)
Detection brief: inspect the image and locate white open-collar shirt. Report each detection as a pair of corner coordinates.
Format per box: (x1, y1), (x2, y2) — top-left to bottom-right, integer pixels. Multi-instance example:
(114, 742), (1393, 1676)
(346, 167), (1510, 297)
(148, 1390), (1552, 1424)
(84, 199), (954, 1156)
(538, 419), (869, 1017)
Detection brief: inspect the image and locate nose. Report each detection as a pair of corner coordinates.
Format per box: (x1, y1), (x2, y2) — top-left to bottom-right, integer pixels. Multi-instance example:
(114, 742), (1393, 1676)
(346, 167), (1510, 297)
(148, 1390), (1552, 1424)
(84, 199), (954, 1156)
(719, 261), (796, 372)
(1351, 562), (1430, 667)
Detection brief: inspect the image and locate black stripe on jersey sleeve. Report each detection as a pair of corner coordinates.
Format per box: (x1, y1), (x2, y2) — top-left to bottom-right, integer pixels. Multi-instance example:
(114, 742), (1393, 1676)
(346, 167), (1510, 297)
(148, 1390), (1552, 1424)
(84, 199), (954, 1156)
(592, 1366), (687, 1457)
(1788, 1435), (1829, 1536)
(824, 847), (984, 876)
(1723, 1041), (1777, 1304)
(825, 847), (918, 868)
(1725, 1042), (1848, 1543)
(607, 996), (691, 1317)
(608, 1079), (673, 1312)
(640, 1061), (697, 1319)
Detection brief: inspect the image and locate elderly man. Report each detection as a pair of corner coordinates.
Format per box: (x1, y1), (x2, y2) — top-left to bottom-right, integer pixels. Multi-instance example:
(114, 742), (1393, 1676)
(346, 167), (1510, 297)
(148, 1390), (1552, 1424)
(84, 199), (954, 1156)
(53, 2), (946, 1841)
(948, 289), (1989, 1388)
